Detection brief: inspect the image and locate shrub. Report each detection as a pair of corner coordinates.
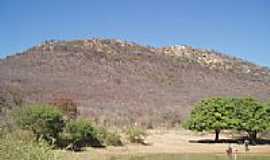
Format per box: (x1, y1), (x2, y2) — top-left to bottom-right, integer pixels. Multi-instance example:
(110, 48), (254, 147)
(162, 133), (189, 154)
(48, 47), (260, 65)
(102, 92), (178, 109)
(63, 119), (103, 151)
(14, 104), (65, 144)
(127, 127), (147, 144)
(98, 127), (123, 146)
(0, 130), (60, 160)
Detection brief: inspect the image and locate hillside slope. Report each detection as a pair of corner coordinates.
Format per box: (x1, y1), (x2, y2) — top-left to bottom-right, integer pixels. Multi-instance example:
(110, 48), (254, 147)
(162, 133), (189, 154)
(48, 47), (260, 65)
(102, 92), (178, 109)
(0, 39), (270, 127)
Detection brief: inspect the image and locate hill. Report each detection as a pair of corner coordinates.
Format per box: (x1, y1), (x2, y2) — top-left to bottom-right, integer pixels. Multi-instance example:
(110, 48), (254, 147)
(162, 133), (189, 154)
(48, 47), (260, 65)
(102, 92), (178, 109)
(0, 39), (270, 127)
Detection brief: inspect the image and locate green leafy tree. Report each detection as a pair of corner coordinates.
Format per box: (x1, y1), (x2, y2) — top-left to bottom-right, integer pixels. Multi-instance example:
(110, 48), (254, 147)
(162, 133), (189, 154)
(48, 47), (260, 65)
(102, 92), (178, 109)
(233, 97), (270, 142)
(14, 104), (65, 143)
(184, 97), (235, 141)
(63, 119), (103, 150)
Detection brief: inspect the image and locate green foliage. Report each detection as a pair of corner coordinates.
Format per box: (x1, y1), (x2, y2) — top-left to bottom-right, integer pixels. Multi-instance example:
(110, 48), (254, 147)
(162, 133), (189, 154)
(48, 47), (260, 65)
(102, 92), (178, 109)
(63, 119), (103, 150)
(14, 104), (65, 143)
(185, 96), (270, 142)
(232, 97), (270, 141)
(97, 127), (123, 146)
(185, 97), (235, 131)
(127, 127), (147, 144)
(184, 97), (235, 141)
(11, 104), (122, 150)
(0, 130), (60, 160)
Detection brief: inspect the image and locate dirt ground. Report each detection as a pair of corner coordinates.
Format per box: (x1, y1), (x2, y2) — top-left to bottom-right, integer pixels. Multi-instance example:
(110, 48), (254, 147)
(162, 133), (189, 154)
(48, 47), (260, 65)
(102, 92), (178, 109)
(61, 129), (270, 160)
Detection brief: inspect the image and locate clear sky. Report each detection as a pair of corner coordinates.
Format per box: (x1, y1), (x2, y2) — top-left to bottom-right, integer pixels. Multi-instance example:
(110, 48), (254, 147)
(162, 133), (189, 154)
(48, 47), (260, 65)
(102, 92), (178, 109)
(1, 0), (269, 66)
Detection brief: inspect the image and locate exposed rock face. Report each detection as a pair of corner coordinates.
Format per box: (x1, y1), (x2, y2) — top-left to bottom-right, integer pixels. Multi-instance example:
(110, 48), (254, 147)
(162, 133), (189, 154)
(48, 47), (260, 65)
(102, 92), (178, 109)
(160, 45), (270, 81)
(0, 39), (270, 127)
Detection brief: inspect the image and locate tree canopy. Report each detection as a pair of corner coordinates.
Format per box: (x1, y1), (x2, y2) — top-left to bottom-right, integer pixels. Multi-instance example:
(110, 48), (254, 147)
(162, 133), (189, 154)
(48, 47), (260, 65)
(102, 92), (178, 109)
(232, 97), (270, 142)
(184, 97), (235, 141)
(184, 97), (270, 142)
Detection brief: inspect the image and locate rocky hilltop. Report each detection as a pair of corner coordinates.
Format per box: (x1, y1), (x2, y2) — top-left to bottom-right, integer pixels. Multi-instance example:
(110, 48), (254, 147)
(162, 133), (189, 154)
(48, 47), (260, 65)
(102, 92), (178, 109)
(1, 39), (270, 127)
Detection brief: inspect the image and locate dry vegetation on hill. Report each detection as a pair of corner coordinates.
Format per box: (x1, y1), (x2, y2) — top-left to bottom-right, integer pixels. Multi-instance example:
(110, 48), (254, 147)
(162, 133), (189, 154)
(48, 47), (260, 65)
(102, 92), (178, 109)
(0, 39), (270, 127)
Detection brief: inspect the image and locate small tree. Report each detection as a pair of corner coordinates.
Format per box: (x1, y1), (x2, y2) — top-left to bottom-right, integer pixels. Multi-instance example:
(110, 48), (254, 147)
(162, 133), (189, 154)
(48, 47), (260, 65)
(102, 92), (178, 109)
(233, 97), (270, 143)
(63, 119), (103, 150)
(184, 97), (234, 141)
(14, 104), (65, 143)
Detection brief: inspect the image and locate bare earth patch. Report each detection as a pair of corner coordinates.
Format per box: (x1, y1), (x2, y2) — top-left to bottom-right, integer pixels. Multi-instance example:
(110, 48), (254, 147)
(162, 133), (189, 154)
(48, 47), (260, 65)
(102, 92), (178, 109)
(61, 129), (270, 160)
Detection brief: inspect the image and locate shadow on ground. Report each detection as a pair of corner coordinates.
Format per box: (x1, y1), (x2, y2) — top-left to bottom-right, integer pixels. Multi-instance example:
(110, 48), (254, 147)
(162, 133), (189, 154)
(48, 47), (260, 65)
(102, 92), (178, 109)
(189, 139), (270, 145)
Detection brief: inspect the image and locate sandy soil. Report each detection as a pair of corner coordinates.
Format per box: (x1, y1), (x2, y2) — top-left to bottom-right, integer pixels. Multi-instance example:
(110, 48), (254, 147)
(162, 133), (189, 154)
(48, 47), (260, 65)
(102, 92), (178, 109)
(61, 129), (270, 160)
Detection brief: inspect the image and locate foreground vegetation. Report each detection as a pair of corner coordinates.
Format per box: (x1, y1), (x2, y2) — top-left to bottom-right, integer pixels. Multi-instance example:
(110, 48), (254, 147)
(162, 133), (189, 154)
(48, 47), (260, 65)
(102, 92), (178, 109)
(1, 96), (270, 160)
(0, 103), (148, 160)
(0, 130), (60, 160)
(12, 104), (127, 150)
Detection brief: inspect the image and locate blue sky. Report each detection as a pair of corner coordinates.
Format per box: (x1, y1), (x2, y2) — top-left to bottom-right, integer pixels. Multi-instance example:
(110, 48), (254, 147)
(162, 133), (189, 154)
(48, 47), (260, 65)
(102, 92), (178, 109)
(1, 0), (270, 66)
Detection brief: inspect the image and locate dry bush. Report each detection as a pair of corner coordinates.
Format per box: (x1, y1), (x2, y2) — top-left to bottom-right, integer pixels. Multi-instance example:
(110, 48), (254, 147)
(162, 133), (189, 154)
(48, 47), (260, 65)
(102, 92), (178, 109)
(126, 127), (147, 144)
(50, 98), (78, 119)
(97, 127), (123, 146)
(1, 39), (270, 129)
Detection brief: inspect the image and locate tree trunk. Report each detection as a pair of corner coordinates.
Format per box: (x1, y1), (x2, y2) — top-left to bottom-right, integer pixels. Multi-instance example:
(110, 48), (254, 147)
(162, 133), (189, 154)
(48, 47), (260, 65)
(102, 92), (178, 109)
(215, 129), (220, 142)
(248, 131), (257, 145)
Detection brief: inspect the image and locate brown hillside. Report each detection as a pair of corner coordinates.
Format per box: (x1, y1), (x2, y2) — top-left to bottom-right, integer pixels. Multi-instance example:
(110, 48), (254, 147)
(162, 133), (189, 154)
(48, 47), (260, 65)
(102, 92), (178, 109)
(0, 39), (270, 127)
